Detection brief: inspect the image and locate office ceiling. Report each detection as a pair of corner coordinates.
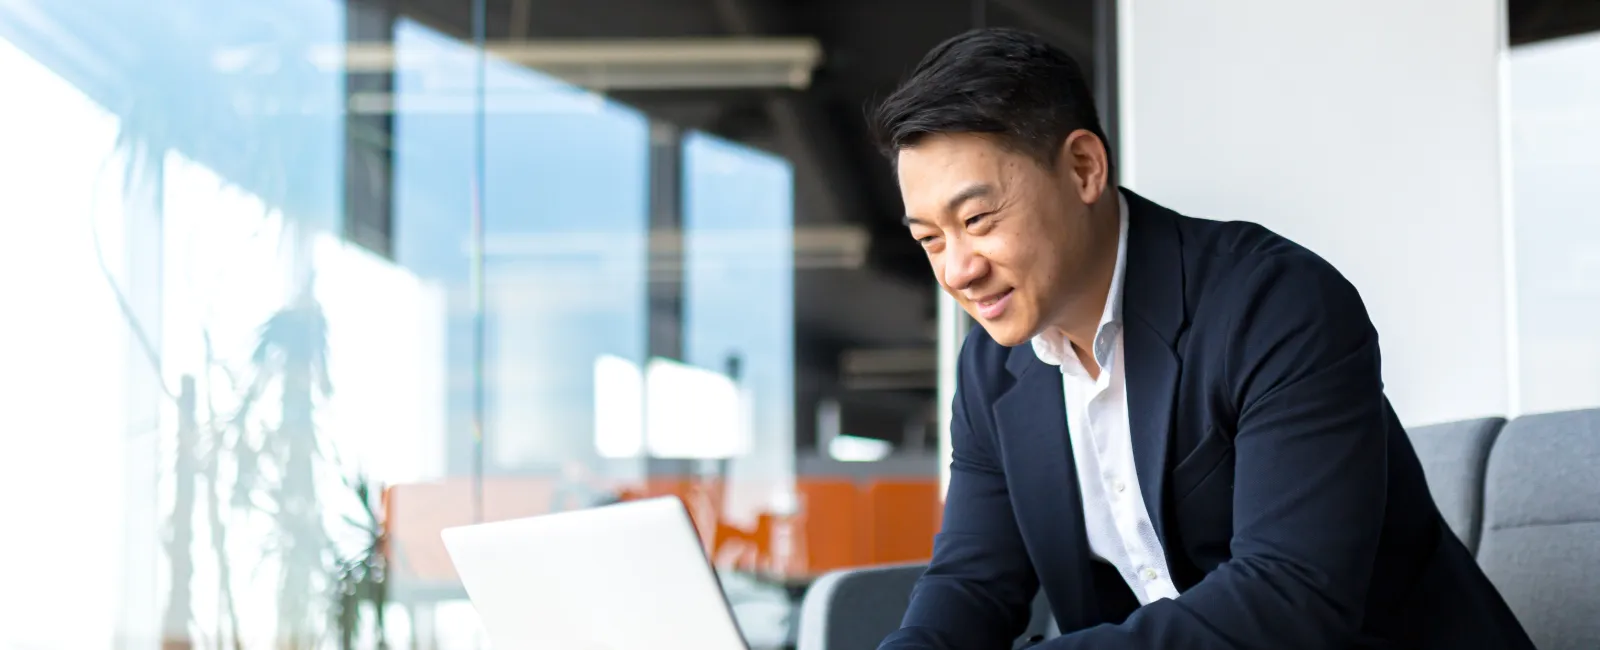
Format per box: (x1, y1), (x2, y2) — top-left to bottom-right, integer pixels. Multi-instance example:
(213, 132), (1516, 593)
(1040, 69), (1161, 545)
(1510, 0), (1600, 45)
(393, 0), (1096, 280)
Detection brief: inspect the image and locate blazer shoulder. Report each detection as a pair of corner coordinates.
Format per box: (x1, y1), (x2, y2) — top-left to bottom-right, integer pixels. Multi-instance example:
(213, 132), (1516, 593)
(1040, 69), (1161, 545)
(1173, 216), (1378, 413)
(1173, 215), (1375, 363)
(1178, 215), (1357, 299)
(1178, 214), (1315, 265)
(1182, 216), (1375, 352)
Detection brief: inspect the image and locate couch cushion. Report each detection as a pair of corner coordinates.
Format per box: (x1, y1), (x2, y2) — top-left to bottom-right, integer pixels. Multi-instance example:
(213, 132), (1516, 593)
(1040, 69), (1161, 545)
(1477, 408), (1600, 650)
(1407, 417), (1506, 552)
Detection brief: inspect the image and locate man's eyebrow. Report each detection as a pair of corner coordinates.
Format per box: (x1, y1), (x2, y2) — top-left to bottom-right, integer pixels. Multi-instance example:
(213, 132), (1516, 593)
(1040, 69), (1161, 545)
(944, 183), (994, 214)
(902, 183), (995, 227)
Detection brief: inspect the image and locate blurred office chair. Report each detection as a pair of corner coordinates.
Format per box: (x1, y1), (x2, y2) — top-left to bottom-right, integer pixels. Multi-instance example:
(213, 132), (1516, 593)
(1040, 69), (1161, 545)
(796, 562), (1055, 649)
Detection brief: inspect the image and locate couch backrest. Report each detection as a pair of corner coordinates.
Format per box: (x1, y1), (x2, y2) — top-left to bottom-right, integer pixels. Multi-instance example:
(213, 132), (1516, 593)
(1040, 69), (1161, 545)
(1476, 408), (1600, 650)
(1406, 417), (1506, 552)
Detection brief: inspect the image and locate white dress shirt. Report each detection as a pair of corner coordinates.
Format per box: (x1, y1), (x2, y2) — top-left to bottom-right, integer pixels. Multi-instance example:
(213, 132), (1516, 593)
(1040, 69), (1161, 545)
(1030, 193), (1180, 605)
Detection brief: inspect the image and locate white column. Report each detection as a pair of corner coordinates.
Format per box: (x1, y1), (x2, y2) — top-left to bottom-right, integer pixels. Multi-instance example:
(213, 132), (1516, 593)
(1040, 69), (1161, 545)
(935, 289), (969, 499)
(118, 150), (164, 650)
(1117, 0), (1513, 426)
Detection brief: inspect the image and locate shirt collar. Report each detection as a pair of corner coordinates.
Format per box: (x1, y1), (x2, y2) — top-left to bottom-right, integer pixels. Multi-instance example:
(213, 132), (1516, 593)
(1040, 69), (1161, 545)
(1032, 190), (1130, 368)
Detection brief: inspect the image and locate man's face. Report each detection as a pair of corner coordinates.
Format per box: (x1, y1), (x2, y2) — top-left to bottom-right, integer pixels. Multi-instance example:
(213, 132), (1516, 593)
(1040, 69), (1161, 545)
(898, 132), (1108, 347)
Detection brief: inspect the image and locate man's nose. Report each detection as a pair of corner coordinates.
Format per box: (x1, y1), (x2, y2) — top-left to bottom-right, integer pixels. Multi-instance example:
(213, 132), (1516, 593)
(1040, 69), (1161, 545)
(943, 238), (986, 291)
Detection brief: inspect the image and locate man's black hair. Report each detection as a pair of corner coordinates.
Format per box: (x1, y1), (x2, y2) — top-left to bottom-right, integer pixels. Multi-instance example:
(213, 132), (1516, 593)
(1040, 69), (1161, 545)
(870, 27), (1111, 170)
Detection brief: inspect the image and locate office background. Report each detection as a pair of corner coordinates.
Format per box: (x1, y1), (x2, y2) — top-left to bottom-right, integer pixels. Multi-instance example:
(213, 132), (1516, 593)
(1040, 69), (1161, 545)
(0, 0), (1595, 648)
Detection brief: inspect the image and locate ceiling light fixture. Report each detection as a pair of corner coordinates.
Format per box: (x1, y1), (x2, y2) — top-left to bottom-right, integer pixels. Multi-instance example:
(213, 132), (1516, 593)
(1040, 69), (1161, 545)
(293, 37), (824, 91)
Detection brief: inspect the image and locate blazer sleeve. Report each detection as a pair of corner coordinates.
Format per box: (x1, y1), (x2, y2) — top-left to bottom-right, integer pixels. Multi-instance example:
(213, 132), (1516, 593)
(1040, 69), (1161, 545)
(1044, 252), (1390, 649)
(878, 340), (1040, 650)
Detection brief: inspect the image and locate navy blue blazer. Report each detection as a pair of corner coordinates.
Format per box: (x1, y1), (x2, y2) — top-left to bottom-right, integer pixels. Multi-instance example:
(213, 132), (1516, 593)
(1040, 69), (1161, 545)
(881, 191), (1534, 649)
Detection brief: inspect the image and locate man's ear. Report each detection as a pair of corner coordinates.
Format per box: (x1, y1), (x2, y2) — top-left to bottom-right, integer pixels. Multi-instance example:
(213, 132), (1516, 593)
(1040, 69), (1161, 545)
(1059, 130), (1111, 205)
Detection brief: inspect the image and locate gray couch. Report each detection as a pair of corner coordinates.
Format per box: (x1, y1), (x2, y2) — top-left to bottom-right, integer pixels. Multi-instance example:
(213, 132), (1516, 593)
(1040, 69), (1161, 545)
(798, 408), (1600, 650)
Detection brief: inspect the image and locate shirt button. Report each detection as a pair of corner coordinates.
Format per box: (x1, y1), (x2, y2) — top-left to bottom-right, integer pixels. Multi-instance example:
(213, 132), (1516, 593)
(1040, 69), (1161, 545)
(1142, 568), (1159, 582)
(1114, 481), (1127, 494)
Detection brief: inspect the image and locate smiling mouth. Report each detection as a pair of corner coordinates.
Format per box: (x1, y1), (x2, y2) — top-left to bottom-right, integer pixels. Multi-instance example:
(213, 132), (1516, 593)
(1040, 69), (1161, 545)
(974, 289), (1012, 307)
(971, 288), (1014, 319)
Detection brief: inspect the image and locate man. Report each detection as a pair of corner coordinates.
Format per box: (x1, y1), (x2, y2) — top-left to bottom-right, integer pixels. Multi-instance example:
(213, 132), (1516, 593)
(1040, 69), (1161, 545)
(872, 28), (1534, 649)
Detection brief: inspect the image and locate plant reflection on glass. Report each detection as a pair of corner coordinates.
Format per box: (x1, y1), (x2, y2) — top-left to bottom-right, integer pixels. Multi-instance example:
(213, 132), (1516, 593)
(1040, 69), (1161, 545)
(84, 0), (387, 647)
(252, 284), (337, 650)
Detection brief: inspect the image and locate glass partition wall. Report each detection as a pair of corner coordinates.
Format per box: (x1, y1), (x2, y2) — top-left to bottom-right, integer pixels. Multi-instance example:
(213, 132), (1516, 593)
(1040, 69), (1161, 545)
(0, 1), (821, 647)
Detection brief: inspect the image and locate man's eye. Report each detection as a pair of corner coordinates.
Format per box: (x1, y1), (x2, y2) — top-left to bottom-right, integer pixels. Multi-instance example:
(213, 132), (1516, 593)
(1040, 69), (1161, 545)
(965, 213), (989, 228)
(916, 235), (938, 245)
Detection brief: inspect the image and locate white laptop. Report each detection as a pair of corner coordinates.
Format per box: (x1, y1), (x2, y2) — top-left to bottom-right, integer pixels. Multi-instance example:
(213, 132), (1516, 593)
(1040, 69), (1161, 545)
(441, 496), (750, 650)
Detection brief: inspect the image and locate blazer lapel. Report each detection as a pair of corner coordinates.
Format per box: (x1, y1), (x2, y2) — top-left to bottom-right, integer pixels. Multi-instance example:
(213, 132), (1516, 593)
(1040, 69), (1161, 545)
(1120, 189), (1189, 546)
(995, 346), (1102, 630)
(1123, 322), (1178, 544)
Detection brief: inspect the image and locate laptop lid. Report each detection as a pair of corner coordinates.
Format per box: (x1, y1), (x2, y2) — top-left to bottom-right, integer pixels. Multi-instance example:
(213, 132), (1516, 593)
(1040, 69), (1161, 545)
(441, 496), (749, 650)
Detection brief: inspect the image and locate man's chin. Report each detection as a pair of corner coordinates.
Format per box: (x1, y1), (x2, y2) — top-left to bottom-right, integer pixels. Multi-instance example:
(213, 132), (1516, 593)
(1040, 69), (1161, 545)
(976, 320), (1036, 348)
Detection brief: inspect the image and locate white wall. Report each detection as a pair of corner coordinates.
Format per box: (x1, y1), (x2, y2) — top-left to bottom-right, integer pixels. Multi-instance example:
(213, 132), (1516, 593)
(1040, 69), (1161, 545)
(1117, 0), (1512, 426)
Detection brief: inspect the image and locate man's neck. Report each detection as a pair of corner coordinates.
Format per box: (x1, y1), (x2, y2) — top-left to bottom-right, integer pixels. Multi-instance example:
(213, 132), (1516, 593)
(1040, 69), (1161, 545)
(1056, 192), (1123, 353)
